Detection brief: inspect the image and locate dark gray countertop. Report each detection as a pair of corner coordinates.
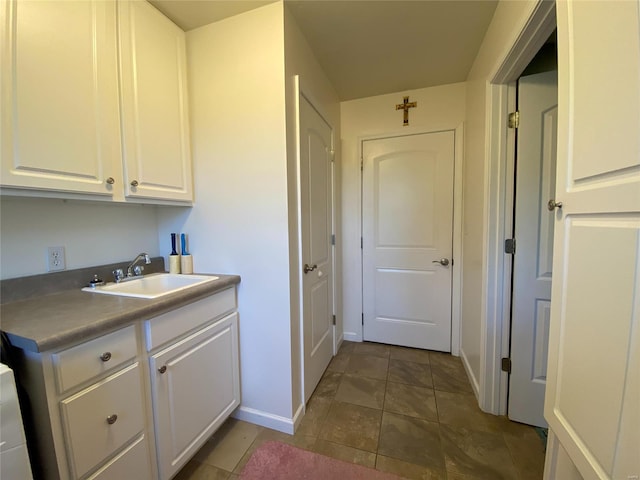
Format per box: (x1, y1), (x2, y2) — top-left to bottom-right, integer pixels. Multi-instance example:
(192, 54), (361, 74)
(1, 274), (240, 353)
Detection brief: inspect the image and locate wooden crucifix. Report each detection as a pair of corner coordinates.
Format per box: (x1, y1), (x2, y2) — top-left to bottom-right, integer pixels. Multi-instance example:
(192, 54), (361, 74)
(395, 96), (417, 126)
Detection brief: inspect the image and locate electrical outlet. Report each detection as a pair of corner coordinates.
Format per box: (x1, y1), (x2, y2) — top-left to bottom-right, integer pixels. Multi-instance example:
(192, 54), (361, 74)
(47, 246), (66, 272)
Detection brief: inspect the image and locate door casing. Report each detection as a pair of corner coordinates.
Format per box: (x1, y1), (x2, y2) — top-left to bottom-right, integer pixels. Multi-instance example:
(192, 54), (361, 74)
(480, 1), (557, 415)
(358, 125), (464, 357)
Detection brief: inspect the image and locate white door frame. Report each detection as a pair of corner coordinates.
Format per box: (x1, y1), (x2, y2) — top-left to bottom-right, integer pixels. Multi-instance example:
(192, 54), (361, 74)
(294, 76), (337, 410)
(358, 124), (464, 355)
(480, 1), (556, 414)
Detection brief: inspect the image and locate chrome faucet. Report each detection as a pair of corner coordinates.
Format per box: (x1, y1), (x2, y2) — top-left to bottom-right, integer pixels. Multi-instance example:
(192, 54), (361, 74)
(125, 253), (151, 278)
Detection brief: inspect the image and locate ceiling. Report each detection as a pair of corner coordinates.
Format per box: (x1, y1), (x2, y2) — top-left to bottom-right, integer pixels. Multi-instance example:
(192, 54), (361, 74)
(149, 0), (498, 101)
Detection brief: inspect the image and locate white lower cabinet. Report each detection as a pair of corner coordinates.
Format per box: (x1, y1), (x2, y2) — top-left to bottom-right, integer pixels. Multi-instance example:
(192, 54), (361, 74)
(148, 310), (240, 480)
(13, 286), (240, 480)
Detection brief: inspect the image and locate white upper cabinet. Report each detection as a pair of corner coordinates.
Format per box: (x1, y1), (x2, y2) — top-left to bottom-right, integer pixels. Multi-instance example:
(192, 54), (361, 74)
(0, 0), (193, 204)
(118, 1), (193, 202)
(0, 0), (121, 196)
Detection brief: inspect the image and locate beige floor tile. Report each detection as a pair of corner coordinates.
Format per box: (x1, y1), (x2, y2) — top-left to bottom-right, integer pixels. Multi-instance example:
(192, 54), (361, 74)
(440, 424), (518, 480)
(384, 382), (438, 421)
(233, 428), (317, 474)
(375, 455), (446, 480)
(173, 459), (231, 480)
(502, 423), (546, 480)
(430, 352), (473, 394)
(388, 358), (433, 388)
(313, 370), (343, 398)
(346, 353), (389, 380)
(378, 412), (445, 470)
(313, 439), (377, 468)
(335, 373), (386, 409)
(353, 341), (391, 357)
(318, 401), (382, 452)
(326, 352), (351, 372)
(435, 390), (506, 433)
(194, 419), (262, 472)
(389, 346), (431, 365)
(338, 340), (356, 353)
(296, 396), (332, 437)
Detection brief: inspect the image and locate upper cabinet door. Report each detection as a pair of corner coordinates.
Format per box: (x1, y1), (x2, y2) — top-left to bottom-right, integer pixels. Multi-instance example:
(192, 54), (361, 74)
(118, 1), (193, 203)
(1, 0), (121, 196)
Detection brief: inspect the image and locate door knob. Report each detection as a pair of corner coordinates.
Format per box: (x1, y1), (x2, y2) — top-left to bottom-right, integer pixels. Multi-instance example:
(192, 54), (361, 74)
(303, 263), (317, 274)
(547, 199), (563, 211)
(432, 258), (450, 266)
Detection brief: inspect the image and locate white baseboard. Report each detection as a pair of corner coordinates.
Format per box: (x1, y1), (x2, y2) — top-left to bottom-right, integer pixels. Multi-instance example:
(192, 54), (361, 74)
(232, 405), (296, 434)
(292, 402), (304, 432)
(343, 331), (361, 342)
(459, 347), (480, 400)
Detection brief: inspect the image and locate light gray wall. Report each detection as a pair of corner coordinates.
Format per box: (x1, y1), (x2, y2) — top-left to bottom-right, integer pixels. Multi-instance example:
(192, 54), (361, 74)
(156, 3), (296, 432)
(0, 197), (161, 280)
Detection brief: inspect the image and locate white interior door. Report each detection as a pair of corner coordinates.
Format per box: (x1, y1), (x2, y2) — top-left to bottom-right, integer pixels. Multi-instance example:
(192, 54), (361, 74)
(300, 94), (334, 403)
(362, 132), (454, 351)
(509, 70), (557, 428)
(544, 2), (639, 479)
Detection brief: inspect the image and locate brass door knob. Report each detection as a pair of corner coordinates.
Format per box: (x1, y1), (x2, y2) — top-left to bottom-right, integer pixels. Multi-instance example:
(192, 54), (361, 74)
(547, 199), (563, 211)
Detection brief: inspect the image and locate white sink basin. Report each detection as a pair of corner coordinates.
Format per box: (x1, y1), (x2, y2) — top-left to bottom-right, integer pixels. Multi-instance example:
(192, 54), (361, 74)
(82, 273), (219, 299)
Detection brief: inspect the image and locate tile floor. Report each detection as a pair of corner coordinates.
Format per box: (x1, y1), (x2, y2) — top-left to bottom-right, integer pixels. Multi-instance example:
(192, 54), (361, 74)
(175, 341), (546, 480)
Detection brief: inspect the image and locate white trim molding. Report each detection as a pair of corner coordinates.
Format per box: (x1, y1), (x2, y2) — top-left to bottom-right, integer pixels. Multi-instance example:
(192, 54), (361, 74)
(233, 405), (299, 435)
(479, 0), (557, 414)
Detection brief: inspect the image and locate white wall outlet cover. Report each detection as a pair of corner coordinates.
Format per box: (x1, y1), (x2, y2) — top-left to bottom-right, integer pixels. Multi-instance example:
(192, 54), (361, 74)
(47, 246), (66, 272)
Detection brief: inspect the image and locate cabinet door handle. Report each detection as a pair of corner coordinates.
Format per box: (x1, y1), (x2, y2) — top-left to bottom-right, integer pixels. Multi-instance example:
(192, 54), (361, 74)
(100, 352), (112, 362)
(106, 177), (115, 185)
(106, 414), (118, 425)
(158, 365), (167, 374)
(130, 180), (139, 187)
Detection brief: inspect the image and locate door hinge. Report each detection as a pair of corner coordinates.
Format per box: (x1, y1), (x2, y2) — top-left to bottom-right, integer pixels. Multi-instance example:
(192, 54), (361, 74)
(361, 313), (364, 325)
(505, 238), (516, 255)
(501, 357), (512, 373)
(360, 160), (363, 172)
(332, 314), (336, 325)
(360, 237), (363, 249)
(330, 149), (335, 162)
(508, 111), (520, 129)
(331, 234), (336, 246)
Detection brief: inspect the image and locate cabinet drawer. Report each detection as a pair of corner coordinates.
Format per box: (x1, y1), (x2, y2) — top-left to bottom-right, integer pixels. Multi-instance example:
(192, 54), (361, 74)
(145, 287), (236, 350)
(53, 325), (137, 393)
(60, 363), (144, 479)
(87, 435), (151, 480)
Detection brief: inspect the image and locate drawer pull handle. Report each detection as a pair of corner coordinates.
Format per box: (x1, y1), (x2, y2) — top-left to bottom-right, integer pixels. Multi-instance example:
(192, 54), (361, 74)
(100, 352), (112, 362)
(106, 414), (118, 425)
(158, 365), (167, 374)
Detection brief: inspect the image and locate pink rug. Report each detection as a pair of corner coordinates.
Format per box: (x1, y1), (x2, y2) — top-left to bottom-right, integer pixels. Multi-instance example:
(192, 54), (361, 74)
(239, 441), (401, 480)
